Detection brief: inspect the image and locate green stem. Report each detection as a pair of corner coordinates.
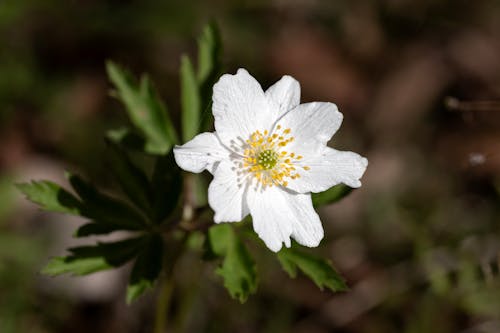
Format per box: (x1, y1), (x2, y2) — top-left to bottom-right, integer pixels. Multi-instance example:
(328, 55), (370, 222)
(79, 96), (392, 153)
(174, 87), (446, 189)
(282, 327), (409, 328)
(154, 231), (190, 333)
(154, 172), (199, 332)
(154, 274), (174, 333)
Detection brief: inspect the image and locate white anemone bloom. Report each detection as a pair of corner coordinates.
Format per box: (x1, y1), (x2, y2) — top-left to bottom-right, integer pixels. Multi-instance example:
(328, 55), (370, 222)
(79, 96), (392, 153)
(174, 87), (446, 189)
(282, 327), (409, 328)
(174, 69), (368, 252)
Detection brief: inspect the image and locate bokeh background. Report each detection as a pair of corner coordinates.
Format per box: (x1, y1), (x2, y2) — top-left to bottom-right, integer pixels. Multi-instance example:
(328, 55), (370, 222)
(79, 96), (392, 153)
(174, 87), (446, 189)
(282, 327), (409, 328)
(2, 0), (500, 332)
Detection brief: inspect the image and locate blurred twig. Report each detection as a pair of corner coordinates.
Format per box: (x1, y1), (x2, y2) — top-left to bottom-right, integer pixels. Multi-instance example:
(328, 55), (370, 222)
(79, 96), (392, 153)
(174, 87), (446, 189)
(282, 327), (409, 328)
(445, 97), (500, 112)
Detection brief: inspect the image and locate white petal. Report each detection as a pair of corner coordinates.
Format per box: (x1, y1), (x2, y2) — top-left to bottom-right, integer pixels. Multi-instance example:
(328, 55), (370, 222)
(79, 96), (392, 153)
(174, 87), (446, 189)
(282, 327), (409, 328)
(265, 75), (301, 119)
(212, 69), (274, 146)
(247, 187), (324, 252)
(247, 187), (293, 252)
(277, 102), (343, 156)
(288, 147), (368, 193)
(208, 160), (249, 223)
(287, 192), (324, 248)
(173, 132), (229, 174)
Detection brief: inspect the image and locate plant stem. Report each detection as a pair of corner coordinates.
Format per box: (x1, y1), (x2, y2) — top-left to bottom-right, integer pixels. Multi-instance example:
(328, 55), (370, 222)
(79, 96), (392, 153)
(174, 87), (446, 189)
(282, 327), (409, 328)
(154, 171), (200, 333)
(154, 274), (174, 333)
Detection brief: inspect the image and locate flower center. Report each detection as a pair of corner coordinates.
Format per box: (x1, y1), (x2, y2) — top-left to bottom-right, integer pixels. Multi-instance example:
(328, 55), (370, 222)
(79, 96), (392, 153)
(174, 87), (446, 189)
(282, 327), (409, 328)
(257, 149), (278, 170)
(240, 125), (309, 188)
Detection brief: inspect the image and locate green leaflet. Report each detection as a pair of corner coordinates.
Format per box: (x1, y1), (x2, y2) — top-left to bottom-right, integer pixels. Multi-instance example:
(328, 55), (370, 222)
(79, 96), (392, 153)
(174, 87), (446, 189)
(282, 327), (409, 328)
(197, 22), (221, 85)
(180, 22), (222, 140)
(42, 236), (147, 276)
(180, 55), (201, 141)
(197, 22), (222, 133)
(42, 257), (112, 276)
(16, 181), (82, 215)
(207, 224), (257, 303)
(277, 247), (347, 292)
(106, 61), (178, 155)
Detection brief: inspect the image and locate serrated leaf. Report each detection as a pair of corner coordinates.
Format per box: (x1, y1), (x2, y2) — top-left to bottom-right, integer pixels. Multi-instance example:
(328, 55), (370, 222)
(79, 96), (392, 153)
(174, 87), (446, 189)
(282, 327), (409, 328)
(16, 180), (82, 215)
(311, 184), (352, 207)
(180, 55), (201, 141)
(67, 173), (148, 230)
(126, 234), (163, 303)
(106, 141), (152, 213)
(277, 247), (347, 292)
(150, 152), (182, 223)
(207, 224), (257, 303)
(106, 61), (178, 155)
(42, 237), (147, 276)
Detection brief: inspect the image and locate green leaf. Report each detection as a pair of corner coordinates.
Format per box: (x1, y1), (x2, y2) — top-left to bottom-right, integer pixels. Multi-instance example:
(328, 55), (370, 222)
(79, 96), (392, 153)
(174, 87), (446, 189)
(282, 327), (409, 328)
(106, 141), (152, 213)
(150, 152), (182, 223)
(106, 61), (178, 155)
(69, 237), (146, 266)
(67, 172), (148, 230)
(207, 224), (257, 303)
(42, 237), (147, 276)
(197, 22), (221, 85)
(16, 180), (82, 215)
(74, 222), (121, 237)
(180, 55), (201, 141)
(42, 257), (111, 276)
(311, 184), (353, 207)
(277, 247), (347, 292)
(197, 22), (222, 132)
(126, 234), (164, 303)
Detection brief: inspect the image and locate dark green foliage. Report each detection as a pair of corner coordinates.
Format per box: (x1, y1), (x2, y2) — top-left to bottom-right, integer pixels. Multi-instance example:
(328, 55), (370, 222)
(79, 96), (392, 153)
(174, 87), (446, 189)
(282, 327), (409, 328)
(126, 234), (164, 303)
(150, 152), (182, 224)
(66, 172), (148, 230)
(43, 237), (147, 276)
(74, 222), (122, 237)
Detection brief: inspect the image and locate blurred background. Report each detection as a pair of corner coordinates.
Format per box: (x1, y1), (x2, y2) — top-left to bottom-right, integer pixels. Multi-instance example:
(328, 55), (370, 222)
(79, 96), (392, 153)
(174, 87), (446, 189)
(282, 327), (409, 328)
(1, 0), (500, 332)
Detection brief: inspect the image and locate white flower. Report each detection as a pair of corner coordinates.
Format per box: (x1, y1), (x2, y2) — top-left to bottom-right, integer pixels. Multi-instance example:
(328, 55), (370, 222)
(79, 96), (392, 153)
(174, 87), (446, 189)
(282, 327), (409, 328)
(174, 69), (368, 252)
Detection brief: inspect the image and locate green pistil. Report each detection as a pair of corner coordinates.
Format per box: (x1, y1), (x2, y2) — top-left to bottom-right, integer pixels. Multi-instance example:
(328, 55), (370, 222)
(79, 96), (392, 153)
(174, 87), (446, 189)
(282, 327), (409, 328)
(257, 149), (278, 170)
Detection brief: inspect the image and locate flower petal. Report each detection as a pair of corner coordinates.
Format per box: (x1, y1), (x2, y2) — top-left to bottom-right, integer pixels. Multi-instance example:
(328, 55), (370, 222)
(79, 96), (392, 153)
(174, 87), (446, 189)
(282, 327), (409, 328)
(277, 102), (343, 156)
(265, 75), (301, 119)
(173, 132), (230, 174)
(288, 192), (324, 248)
(208, 160), (249, 223)
(247, 187), (323, 252)
(212, 69), (273, 146)
(288, 147), (368, 193)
